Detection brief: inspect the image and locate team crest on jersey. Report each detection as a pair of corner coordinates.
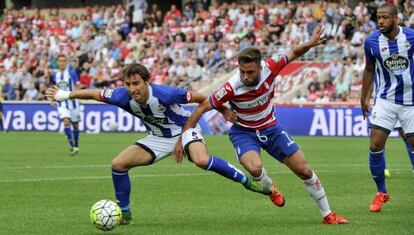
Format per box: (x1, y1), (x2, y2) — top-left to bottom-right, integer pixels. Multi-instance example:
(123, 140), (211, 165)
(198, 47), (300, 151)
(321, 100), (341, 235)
(214, 87), (227, 100)
(405, 41), (411, 49)
(383, 54), (409, 75)
(158, 104), (166, 112)
(186, 91), (192, 102)
(103, 89), (114, 98)
(381, 47), (388, 52)
(272, 55), (282, 62)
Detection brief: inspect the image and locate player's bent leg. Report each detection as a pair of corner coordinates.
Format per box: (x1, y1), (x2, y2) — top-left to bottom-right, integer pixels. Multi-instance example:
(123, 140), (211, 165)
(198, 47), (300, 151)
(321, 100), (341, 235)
(283, 150), (348, 224)
(239, 151), (285, 207)
(184, 140), (272, 195)
(111, 144), (155, 225)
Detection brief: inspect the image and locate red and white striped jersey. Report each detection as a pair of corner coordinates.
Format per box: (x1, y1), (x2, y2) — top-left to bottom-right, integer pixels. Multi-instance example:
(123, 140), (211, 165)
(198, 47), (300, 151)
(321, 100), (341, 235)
(209, 55), (289, 130)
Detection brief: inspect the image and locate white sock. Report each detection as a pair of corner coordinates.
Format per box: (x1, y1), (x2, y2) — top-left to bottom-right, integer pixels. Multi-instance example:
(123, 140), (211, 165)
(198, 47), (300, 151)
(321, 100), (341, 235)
(252, 167), (273, 186)
(303, 171), (331, 217)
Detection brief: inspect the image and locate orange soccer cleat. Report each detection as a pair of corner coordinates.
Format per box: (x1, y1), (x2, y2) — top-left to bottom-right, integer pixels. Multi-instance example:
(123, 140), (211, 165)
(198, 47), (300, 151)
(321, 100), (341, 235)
(322, 212), (349, 224)
(369, 192), (390, 212)
(269, 182), (285, 207)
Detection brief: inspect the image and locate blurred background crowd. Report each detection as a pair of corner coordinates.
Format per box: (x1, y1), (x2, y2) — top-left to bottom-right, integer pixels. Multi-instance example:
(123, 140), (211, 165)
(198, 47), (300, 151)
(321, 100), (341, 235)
(0, 0), (413, 103)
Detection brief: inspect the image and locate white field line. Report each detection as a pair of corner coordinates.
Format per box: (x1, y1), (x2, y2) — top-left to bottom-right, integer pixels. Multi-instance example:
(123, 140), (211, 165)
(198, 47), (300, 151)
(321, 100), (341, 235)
(0, 163), (409, 170)
(0, 167), (411, 183)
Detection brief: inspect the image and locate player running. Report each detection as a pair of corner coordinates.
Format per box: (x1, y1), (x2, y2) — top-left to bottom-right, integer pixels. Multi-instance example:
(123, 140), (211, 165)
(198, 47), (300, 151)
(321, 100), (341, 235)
(50, 54), (81, 156)
(46, 63), (276, 225)
(175, 26), (348, 224)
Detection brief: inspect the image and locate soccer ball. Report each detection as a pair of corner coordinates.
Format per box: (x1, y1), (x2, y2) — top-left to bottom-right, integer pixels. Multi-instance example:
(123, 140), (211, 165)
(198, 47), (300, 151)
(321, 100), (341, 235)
(90, 199), (122, 231)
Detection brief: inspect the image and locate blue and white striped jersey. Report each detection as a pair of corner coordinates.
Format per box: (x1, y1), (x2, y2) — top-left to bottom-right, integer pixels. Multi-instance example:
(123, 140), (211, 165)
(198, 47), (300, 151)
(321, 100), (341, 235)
(364, 26), (414, 105)
(99, 85), (192, 137)
(51, 68), (80, 109)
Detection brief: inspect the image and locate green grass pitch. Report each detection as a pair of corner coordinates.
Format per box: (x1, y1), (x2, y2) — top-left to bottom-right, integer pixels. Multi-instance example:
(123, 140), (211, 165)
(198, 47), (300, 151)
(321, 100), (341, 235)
(0, 132), (413, 235)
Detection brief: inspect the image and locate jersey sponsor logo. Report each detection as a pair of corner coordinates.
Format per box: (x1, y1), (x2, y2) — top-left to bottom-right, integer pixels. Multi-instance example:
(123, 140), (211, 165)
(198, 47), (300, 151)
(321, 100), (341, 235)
(383, 54), (409, 75)
(57, 81), (69, 90)
(143, 115), (169, 124)
(103, 89), (114, 98)
(214, 87), (227, 101)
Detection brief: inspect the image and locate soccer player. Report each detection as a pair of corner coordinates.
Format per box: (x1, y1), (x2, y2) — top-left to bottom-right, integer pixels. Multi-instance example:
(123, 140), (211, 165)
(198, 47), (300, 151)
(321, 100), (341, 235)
(50, 54), (81, 156)
(361, 3), (414, 212)
(46, 63), (275, 225)
(175, 26), (348, 224)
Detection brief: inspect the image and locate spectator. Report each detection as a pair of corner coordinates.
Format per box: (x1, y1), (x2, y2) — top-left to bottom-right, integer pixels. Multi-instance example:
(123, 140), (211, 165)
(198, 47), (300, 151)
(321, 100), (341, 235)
(335, 69), (350, 97)
(23, 81), (38, 100)
(307, 84), (319, 102)
(291, 90), (307, 104)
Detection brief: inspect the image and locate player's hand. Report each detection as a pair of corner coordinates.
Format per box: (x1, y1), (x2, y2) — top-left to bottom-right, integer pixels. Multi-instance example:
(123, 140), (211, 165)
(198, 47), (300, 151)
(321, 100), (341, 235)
(46, 86), (70, 102)
(360, 98), (370, 119)
(222, 109), (237, 123)
(308, 25), (326, 47)
(172, 136), (185, 164)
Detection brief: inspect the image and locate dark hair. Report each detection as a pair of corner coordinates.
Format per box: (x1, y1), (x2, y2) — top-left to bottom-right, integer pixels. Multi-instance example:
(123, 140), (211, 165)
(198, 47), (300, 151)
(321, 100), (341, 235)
(124, 63), (151, 81)
(238, 47), (262, 66)
(378, 3), (398, 16)
(57, 54), (66, 59)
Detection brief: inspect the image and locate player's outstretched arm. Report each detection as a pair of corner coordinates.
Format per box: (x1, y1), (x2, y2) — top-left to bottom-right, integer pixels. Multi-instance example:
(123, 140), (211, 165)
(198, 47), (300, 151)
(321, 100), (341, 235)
(360, 60), (375, 119)
(46, 86), (101, 102)
(286, 25), (325, 62)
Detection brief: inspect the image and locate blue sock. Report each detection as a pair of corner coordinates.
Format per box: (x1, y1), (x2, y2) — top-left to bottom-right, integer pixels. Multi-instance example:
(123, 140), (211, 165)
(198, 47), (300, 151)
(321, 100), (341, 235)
(206, 156), (247, 184)
(403, 139), (414, 169)
(369, 150), (387, 193)
(112, 168), (131, 211)
(73, 129), (79, 148)
(64, 125), (74, 148)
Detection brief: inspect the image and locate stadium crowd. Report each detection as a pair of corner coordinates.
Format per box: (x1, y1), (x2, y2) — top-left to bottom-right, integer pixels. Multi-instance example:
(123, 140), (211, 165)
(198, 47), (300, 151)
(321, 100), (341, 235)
(0, 0), (414, 103)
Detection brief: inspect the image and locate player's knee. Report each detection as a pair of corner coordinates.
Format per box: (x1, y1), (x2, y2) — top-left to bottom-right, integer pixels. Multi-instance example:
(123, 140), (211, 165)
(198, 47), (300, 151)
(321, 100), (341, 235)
(297, 168), (313, 180)
(190, 154), (210, 169)
(111, 158), (129, 171)
(245, 163), (263, 178)
(369, 143), (384, 152)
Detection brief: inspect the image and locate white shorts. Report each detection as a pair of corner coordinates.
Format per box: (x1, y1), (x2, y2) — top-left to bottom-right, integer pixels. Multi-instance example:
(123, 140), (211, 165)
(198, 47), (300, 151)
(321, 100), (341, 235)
(370, 98), (414, 134)
(181, 127), (205, 148)
(136, 134), (180, 163)
(57, 107), (81, 122)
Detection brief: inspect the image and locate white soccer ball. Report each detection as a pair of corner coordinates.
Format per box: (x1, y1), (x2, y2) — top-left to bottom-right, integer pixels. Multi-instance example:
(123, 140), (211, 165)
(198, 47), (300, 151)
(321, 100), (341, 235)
(90, 199), (122, 231)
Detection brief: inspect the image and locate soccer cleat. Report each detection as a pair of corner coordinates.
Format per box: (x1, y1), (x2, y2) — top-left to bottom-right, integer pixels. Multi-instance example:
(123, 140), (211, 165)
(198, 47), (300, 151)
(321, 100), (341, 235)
(243, 176), (272, 195)
(120, 210), (132, 225)
(69, 147), (79, 156)
(269, 182), (285, 207)
(322, 212), (349, 224)
(369, 192), (390, 212)
(384, 168), (391, 178)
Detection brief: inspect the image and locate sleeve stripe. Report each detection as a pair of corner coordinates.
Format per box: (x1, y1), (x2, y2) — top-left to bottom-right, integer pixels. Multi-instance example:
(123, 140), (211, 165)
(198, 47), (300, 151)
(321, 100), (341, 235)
(209, 96), (217, 109)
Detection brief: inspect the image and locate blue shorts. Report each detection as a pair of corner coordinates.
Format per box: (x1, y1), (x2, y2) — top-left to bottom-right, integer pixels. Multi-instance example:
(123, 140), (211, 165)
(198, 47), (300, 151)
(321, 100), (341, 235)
(229, 124), (300, 162)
